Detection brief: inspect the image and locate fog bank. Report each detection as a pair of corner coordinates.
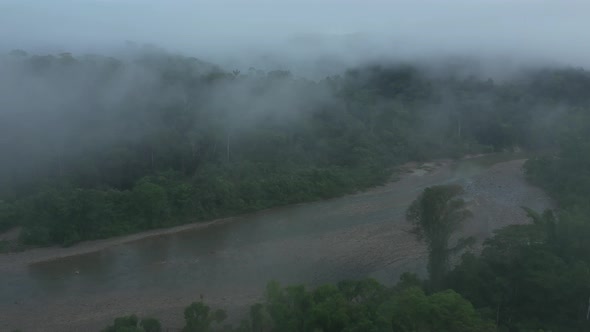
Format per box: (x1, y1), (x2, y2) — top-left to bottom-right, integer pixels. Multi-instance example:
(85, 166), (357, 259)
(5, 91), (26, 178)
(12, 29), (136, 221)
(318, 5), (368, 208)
(1, 0), (589, 76)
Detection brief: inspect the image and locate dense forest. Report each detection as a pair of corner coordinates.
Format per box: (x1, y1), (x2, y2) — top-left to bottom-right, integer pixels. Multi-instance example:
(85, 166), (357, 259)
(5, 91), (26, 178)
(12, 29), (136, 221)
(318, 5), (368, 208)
(2, 47), (590, 247)
(98, 178), (590, 332)
(4, 47), (590, 331)
(98, 181), (590, 332)
(97, 172), (590, 332)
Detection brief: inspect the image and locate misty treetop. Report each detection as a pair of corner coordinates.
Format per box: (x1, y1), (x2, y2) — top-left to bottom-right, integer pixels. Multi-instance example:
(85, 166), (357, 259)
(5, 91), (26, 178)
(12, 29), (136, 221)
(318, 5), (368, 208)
(2, 47), (590, 245)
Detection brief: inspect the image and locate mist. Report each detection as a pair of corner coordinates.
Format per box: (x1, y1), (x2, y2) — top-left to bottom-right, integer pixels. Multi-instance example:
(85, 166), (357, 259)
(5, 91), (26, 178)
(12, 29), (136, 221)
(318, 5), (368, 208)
(2, 0), (590, 76)
(6, 1), (590, 332)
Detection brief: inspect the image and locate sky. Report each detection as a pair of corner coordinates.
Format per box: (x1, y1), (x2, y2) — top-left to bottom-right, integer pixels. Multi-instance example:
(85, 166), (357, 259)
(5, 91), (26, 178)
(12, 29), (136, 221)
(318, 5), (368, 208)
(1, 0), (589, 73)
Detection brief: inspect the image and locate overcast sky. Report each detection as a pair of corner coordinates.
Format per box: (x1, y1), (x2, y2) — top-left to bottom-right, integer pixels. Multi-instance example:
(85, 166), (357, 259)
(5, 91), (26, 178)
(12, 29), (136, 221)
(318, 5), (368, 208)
(1, 0), (589, 72)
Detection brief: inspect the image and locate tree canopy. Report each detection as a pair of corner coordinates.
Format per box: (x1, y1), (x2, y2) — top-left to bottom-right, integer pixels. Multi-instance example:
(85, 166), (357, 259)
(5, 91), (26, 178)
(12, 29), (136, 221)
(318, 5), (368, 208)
(406, 185), (473, 290)
(6, 47), (590, 331)
(2, 48), (590, 246)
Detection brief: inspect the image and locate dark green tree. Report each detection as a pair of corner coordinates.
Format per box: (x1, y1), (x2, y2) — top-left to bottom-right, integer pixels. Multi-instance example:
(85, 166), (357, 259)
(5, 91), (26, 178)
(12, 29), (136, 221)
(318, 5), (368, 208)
(140, 318), (162, 332)
(406, 185), (473, 290)
(391, 287), (494, 332)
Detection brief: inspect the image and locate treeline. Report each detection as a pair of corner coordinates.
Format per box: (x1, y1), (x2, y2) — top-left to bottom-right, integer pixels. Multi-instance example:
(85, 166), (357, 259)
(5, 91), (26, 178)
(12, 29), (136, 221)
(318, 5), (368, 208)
(406, 184), (590, 331)
(446, 209), (590, 331)
(2, 48), (590, 246)
(95, 111), (590, 332)
(98, 205), (590, 332)
(524, 106), (590, 209)
(101, 276), (496, 332)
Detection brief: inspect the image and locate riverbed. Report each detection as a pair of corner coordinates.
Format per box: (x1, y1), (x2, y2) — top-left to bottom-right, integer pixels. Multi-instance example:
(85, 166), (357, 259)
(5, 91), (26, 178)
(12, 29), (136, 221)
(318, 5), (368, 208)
(0, 154), (553, 331)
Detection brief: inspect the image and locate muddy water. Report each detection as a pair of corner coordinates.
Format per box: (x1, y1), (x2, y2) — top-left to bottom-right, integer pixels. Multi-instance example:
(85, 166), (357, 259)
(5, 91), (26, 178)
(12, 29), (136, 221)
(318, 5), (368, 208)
(0, 154), (552, 331)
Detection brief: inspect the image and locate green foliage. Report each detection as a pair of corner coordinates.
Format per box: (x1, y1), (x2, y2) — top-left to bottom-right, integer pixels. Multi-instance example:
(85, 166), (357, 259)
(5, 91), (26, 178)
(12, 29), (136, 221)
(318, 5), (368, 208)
(447, 210), (590, 331)
(406, 185), (473, 290)
(5, 49), (587, 246)
(512, 104), (590, 330)
(390, 287), (494, 332)
(0, 200), (17, 232)
(177, 278), (492, 332)
(7, 49), (590, 332)
(102, 314), (162, 332)
(8, 159), (394, 246)
(183, 301), (227, 332)
(140, 318), (162, 332)
(103, 268), (590, 332)
(235, 278), (492, 332)
(524, 106), (590, 208)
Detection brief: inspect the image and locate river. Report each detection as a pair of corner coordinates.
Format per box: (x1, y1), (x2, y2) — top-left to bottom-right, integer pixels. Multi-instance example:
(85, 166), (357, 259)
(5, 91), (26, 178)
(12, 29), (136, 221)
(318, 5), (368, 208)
(0, 154), (553, 331)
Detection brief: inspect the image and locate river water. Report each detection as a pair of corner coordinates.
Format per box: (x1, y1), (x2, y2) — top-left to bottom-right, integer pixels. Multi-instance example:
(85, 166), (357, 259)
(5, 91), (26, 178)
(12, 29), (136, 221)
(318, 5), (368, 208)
(0, 154), (552, 331)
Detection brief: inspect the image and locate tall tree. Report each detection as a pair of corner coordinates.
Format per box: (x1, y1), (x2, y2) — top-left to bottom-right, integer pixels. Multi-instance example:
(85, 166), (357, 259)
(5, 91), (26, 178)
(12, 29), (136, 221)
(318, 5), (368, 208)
(406, 185), (473, 290)
(390, 287), (495, 332)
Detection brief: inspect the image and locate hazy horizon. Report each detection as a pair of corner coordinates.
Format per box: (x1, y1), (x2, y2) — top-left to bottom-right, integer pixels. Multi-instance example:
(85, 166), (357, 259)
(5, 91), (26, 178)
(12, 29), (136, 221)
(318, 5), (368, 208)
(1, 0), (590, 76)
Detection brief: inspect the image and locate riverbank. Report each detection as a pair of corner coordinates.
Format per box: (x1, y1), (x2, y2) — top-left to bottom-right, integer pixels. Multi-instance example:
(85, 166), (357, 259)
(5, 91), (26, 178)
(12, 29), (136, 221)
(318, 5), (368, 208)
(0, 155), (537, 274)
(0, 158), (451, 273)
(0, 216), (242, 273)
(0, 155), (553, 332)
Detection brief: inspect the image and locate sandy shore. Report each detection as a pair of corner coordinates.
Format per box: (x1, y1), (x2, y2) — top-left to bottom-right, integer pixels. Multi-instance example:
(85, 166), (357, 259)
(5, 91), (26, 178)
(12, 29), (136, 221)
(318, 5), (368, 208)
(0, 217), (242, 273)
(0, 159), (451, 272)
